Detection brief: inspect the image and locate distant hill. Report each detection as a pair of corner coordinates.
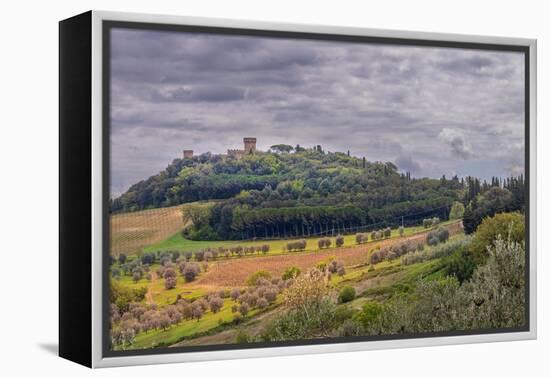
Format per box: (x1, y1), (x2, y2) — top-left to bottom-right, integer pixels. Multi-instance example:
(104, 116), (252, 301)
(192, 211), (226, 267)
(111, 146), (523, 241)
(112, 147), (460, 237)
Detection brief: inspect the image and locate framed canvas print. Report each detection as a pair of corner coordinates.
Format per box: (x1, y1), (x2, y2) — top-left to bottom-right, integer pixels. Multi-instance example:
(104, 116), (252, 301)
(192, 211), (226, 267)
(59, 10), (537, 368)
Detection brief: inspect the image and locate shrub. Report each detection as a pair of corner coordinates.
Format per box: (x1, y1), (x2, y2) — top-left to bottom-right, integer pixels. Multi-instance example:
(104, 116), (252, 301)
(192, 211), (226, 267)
(426, 230), (440, 246)
(334, 304), (356, 323)
(191, 303), (204, 320)
(230, 288), (241, 301)
(436, 227), (450, 243)
(370, 231), (376, 240)
(194, 250), (205, 262)
(449, 201), (465, 220)
(159, 254), (171, 266)
(261, 244), (270, 254)
(370, 251), (381, 265)
(196, 298), (209, 311)
(246, 270), (272, 286)
(282, 266), (301, 280)
(247, 293), (259, 307)
(384, 227), (391, 238)
(398, 226), (404, 237)
(256, 297), (269, 309)
(318, 238), (331, 249)
(470, 212), (525, 264)
(402, 237), (471, 266)
(262, 298), (335, 341)
(338, 319), (364, 337)
(209, 296), (224, 313)
(118, 253), (127, 264)
(111, 267), (121, 280)
(132, 271), (141, 283)
(354, 302), (384, 329)
(182, 263), (200, 282)
(140, 253), (155, 265)
(444, 248), (476, 283)
(235, 330), (250, 344)
(239, 302), (250, 316)
(427, 227), (450, 246)
(264, 287), (278, 303)
(165, 276), (177, 290)
(338, 286), (356, 303)
(327, 260), (344, 274)
(163, 268), (177, 279)
(287, 239), (307, 252)
(282, 269), (329, 310)
(356, 233), (368, 244)
(335, 235), (345, 247)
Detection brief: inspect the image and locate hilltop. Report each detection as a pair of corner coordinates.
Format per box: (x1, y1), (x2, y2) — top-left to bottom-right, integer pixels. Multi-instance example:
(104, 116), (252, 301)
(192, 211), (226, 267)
(111, 141), (524, 241)
(111, 142), (463, 238)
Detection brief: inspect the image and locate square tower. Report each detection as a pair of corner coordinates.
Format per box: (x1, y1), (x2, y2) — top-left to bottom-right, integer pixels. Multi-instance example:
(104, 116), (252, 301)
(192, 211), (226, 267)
(243, 137), (257, 154)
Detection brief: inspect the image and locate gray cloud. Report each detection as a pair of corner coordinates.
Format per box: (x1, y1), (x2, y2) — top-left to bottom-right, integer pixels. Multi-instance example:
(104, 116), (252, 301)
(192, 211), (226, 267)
(395, 155), (421, 174)
(109, 28), (525, 194)
(150, 85), (247, 103)
(438, 128), (474, 160)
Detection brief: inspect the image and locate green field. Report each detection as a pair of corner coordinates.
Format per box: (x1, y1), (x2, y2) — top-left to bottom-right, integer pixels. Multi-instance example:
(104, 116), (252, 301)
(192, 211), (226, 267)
(143, 220), (455, 256)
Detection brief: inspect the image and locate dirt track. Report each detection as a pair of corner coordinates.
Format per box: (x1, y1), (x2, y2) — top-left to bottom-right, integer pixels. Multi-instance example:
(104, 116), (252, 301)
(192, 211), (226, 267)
(196, 222), (463, 287)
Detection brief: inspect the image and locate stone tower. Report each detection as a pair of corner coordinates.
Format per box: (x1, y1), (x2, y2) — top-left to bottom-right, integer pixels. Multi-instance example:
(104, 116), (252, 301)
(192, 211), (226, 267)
(243, 137), (257, 154)
(183, 150), (194, 159)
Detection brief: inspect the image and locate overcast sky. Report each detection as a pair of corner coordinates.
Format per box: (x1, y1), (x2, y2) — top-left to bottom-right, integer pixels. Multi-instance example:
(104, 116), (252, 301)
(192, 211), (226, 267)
(110, 28), (525, 196)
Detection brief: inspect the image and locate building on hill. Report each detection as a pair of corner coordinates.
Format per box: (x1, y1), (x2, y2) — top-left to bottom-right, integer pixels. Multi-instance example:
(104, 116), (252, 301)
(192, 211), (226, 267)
(227, 137), (257, 158)
(183, 137), (256, 160)
(243, 137), (257, 154)
(227, 149), (244, 159)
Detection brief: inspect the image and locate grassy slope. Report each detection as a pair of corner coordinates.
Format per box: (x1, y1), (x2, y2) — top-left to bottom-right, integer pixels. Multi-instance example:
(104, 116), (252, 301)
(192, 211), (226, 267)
(123, 299), (273, 350)
(115, 222), (463, 349)
(143, 221), (455, 255)
(147, 236), (463, 348)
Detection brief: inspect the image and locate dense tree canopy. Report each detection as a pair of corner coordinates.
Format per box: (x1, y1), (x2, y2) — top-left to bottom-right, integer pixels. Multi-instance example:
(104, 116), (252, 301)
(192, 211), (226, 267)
(112, 147), (525, 241)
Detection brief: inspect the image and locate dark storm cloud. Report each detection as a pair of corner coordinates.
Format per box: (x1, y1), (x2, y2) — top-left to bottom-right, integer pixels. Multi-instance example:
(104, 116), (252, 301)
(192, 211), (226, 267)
(109, 28), (525, 195)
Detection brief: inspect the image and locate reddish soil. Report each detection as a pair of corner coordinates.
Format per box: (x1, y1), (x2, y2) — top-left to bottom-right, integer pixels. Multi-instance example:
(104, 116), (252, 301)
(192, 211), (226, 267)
(196, 222), (463, 287)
